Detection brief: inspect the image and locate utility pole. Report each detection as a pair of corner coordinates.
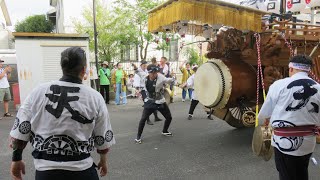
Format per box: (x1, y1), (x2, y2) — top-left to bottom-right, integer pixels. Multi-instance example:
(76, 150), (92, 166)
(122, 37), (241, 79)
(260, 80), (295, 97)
(93, 0), (99, 75)
(280, 0), (286, 15)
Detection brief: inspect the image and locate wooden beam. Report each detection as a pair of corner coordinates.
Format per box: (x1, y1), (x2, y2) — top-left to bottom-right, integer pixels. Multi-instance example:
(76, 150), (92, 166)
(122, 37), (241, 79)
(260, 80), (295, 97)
(13, 32), (89, 38)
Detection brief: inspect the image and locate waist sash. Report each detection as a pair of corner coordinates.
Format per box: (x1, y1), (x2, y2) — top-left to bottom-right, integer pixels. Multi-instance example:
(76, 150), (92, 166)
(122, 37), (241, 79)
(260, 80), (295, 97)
(32, 150), (90, 162)
(274, 125), (320, 137)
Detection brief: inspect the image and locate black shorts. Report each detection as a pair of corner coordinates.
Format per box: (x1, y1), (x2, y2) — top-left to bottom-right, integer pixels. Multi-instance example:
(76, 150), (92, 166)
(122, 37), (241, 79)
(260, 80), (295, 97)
(274, 147), (312, 180)
(35, 164), (99, 180)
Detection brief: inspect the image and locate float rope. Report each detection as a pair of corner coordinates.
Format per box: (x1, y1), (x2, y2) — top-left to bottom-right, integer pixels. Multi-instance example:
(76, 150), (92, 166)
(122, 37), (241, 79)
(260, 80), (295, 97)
(254, 33), (266, 127)
(281, 33), (294, 57)
(309, 71), (320, 83)
(282, 33), (320, 83)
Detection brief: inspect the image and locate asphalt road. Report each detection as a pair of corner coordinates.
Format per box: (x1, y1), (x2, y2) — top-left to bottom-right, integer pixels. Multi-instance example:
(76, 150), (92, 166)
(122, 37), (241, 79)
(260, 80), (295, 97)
(0, 99), (320, 180)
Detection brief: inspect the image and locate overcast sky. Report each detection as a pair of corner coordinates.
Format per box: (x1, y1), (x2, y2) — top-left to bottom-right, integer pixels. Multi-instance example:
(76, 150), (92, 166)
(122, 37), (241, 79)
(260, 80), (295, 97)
(5, 0), (94, 30)
(5, 0), (242, 28)
(6, 0), (51, 27)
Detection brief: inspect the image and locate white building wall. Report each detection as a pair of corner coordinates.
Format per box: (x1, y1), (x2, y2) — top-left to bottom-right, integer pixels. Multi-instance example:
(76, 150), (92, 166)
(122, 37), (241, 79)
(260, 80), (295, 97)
(15, 37), (90, 103)
(0, 29), (11, 48)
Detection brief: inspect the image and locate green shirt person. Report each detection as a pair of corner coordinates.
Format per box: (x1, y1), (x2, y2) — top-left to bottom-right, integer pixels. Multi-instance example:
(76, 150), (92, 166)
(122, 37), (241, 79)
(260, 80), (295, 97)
(111, 63), (128, 105)
(99, 61), (111, 104)
(99, 62), (111, 85)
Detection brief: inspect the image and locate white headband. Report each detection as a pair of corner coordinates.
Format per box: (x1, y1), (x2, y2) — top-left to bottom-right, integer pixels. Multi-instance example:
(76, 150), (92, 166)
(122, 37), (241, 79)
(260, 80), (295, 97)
(288, 62), (311, 72)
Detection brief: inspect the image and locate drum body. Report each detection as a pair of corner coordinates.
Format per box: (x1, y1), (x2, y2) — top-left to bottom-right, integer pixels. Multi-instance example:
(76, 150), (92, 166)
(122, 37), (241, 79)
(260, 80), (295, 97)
(194, 58), (256, 109)
(164, 88), (172, 105)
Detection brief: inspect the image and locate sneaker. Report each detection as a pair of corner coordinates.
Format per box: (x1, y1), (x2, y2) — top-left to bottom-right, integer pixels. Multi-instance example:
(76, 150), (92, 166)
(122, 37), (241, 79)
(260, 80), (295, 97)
(162, 132), (173, 136)
(135, 139), (142, 144)
(4, 113), (13, 117)
(170, 98), (174, 103)
(154, 118), (163, 122)
(182, 99), (185, 102)
(188, 115), (193, 120)
(207, 115), (214, 120)
(147, 120), (154, 125)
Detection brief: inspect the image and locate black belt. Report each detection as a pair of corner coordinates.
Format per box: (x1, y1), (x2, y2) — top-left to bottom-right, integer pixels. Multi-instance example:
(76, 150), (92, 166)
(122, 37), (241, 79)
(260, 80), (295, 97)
(32, 150), (90, 162)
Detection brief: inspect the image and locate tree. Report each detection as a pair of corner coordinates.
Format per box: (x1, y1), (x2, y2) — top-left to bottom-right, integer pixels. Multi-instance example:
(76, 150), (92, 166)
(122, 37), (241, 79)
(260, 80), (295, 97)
(114, 0), (163, 61)
(15, 15), (54, 33)
(183, 47), (200, 65)
(74, 0), (137, 62)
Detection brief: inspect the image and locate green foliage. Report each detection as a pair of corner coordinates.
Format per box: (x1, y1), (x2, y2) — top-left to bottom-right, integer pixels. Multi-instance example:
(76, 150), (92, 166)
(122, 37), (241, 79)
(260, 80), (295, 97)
(114, 0), (162, 60)
(155, 32), (180, 51)
(199, 55), (208, 65)
(74, 0), (137, 62)
(155, 41), (169, 51)
(183, 47), (200, 65)
(15, 15), (54, 33)
(74, 0), (161, 62)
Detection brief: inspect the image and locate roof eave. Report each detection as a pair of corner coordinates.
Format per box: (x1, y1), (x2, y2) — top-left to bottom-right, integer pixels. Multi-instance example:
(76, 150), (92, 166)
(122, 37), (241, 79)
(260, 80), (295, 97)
(1, 0), (12, 26)
(148, 0), (271, 15)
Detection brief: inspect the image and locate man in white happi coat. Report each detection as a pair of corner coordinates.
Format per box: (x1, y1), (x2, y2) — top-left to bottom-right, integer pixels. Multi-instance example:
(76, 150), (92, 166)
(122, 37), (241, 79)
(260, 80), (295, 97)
(258, 54), (320, 180)
(135, 64), (176, 144)
(182, 66), (214, 120)
(134, 60), (162, 125)
(9, 47), (115, 180)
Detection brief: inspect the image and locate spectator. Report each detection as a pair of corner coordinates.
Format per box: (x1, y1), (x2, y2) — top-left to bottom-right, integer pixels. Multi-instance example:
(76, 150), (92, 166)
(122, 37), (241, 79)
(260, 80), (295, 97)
(127, 74), (136, 98)
(159, 57), (169, 77)
(110, 64), (117, 76)
(0, 59), (13, 118)
(151, 57), (158, 66)
(111, 63), (128, 105)
(99, 61), (111, 104)
(90, 65), (99, 90)
(179, 61), (194, 102)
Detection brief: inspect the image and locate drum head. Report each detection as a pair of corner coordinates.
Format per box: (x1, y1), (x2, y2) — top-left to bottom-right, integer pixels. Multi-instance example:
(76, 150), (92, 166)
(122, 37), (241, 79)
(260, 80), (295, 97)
(263, 144), (274, 161)
(194, 59), (232, 109)
(164, 88), (172, 105)
(252, 125), (273, 161)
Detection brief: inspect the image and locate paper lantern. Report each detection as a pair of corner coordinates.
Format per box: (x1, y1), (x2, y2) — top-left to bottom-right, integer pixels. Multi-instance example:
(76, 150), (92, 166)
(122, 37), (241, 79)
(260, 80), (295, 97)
(306, 0), (320, 8)
(260, 0), (281, 14)
(286, 0), (306, 13)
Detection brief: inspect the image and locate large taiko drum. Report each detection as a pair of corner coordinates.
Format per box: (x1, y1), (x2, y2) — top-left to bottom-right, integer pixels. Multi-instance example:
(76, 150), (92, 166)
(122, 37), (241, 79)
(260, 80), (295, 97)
(194, 58), (257, 109)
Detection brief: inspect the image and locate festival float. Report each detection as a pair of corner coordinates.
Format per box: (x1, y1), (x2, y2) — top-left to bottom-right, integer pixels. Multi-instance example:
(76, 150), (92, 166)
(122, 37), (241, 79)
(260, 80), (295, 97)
(148, 0), (320, 159)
